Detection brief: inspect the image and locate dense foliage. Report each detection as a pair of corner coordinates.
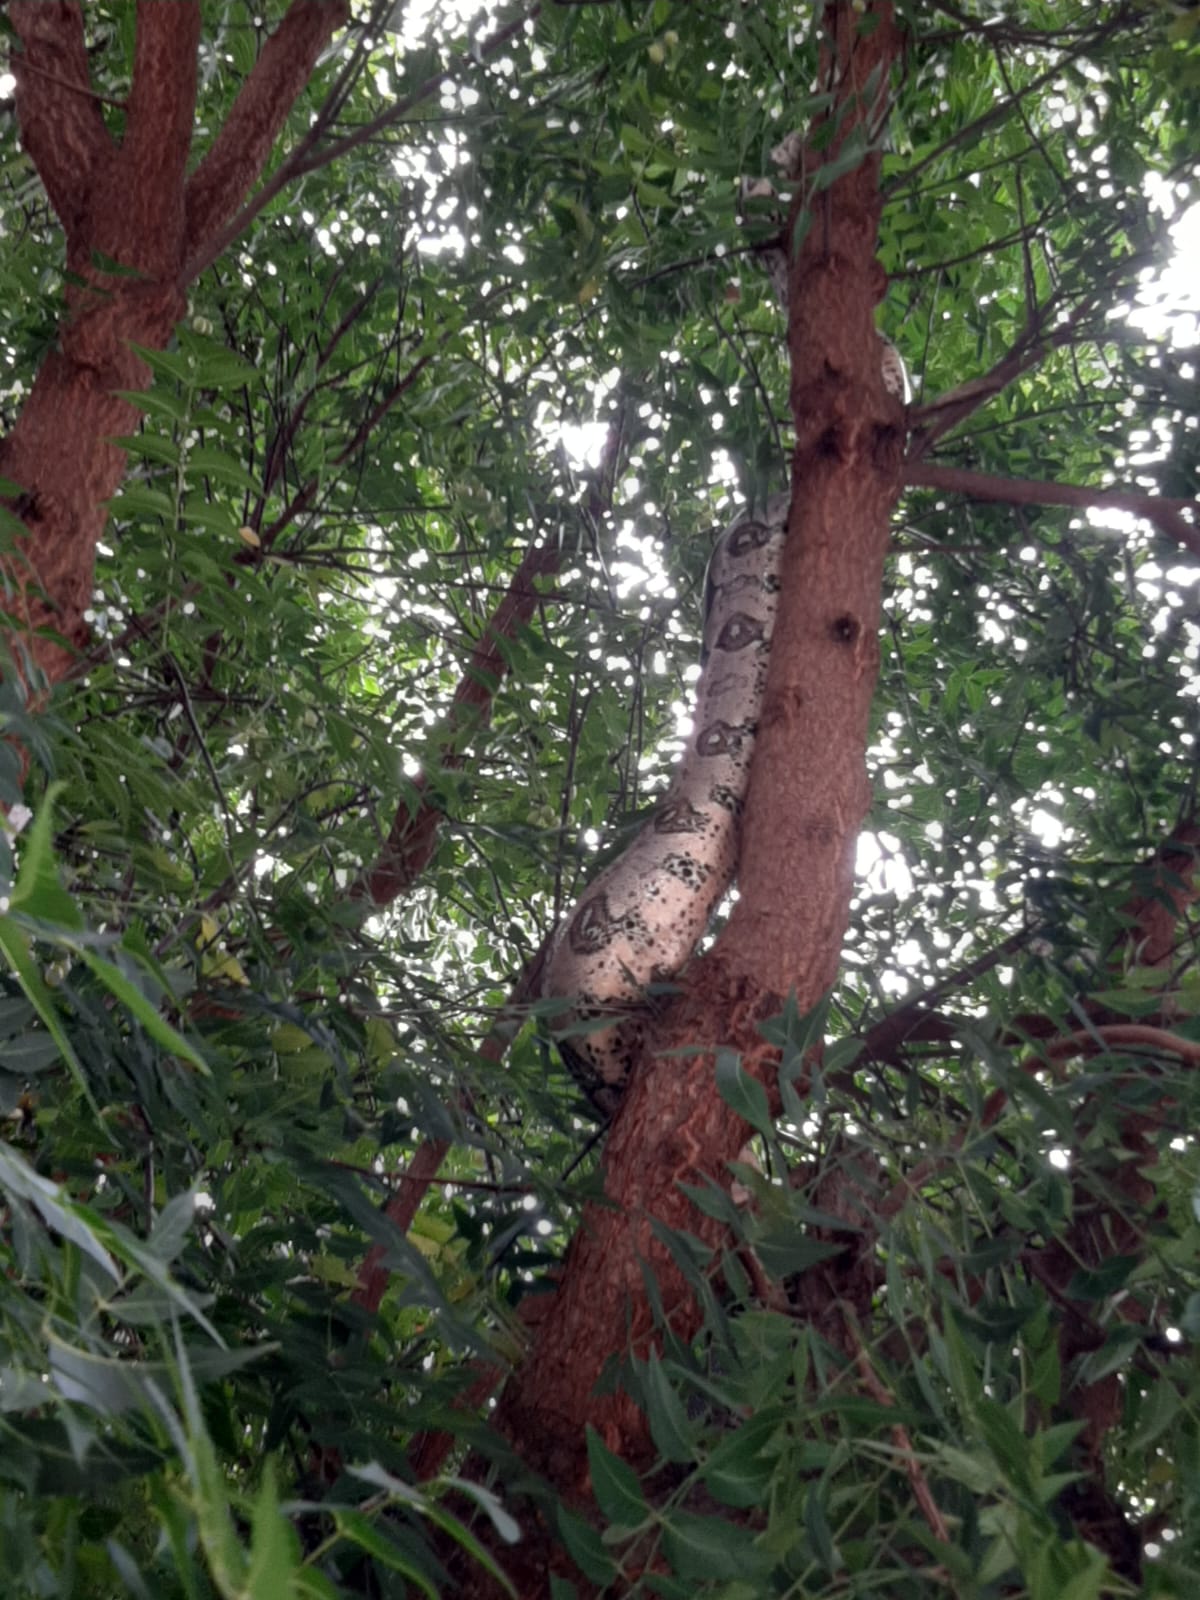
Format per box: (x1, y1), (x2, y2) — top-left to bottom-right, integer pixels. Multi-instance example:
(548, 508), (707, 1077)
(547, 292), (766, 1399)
(0, 1), (1197, 1594)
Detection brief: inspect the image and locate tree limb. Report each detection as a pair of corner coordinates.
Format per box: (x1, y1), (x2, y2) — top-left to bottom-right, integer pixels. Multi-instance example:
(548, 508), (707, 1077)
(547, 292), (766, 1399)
(9, 1), (112, 236)
(905, 296), (1093, 456)
(849, 1331), (951, 1544)
(119, 0), (201, 269)
(185, 0), (351, 258)
(357, 532), (563, 906)
(1037, 1022), (1200, 1065)
(905, 461), (1200, 559)
(357, 398), (628, 906)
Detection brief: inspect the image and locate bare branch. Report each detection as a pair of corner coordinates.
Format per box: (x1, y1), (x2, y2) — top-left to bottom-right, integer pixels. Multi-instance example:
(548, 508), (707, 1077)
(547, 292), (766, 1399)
(356, 398), (628, 907)
(850, 1333), (951, 1545)
(9, 1), (112, 236)
(905, 461), (1200, 559)
(861, 924), (1036, 1066)
(1038, 1023), (1200, 1065)
(885, 10), (1138, 202)
(922, 0), (1142, 47)
(185, 0), (351, 260)
(184, 5), (536, 282)
(357, 533), (563, 906)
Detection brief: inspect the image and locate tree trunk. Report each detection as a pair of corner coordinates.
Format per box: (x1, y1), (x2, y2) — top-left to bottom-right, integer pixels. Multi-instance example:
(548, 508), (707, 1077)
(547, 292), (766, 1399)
(0, 0), (347, 693)
(487, 2), (906, 1580)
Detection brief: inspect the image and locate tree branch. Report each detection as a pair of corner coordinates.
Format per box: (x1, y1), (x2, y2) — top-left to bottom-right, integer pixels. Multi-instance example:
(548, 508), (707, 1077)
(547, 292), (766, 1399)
(352, 1134), (454, 1315)
(905, 294), (1095, 456)
(1038, 1022), (1200, 1065)
(905, 461), (1200, 559)
(849, 1331), (951, 1544)
(184, 0), (351, 260)
(118, 0), (201, 270)
(9, 1), (112, 236)
(357, 532), (563, 906)
(254, 349), (435, 552)
(356, 400), (627, 907)
(884, 10), (1139, 202)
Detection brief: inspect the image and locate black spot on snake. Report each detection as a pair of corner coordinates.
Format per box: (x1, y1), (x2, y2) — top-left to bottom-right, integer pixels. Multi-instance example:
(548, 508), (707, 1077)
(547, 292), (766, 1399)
(696, 719), (752, 757)
(715, 613), (767, 652)
(654, 801), (708, 835)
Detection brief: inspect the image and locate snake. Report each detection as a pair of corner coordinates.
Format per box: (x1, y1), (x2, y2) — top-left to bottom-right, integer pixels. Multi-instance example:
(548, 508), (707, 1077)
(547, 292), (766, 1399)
(541, 492), (789, 1113)
(543, 341), (907, 1113)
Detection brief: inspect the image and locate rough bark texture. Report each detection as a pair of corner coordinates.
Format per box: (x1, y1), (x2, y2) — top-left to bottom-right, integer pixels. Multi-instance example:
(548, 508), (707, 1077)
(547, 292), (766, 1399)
(485, 6), (905, 1591)
(0, 0), (348, 692)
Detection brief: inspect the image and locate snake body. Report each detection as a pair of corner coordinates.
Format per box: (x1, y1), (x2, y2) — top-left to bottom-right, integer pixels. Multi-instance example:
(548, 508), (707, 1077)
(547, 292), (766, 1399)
(543, 342), (906, 1112)
(543, 493), (790, 1112)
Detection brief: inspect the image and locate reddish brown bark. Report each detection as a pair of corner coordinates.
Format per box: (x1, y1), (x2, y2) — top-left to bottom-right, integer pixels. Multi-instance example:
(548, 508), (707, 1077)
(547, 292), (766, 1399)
(486, 5), (906, 1580)
(0, 1), (348, 692)
(1119, 819), (1200, 969)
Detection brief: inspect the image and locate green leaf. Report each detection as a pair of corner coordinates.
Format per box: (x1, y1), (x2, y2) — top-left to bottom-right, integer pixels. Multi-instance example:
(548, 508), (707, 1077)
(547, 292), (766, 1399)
(147, 1188), (199, 1265)
(714, 1049), (772, 1136)
(443, 1477), (522, 1545)
(1064, 1256), (1139, 1300)
(556, 1504), (617, 1585)
(662, 1513), (766, 1581)
(115, 386), (193, 422)
(0, 917), (103, 1123)
(187, 445), (261, 493)
(76, 947), (210, 1075)
(642, 1352), (700, 1464)
(747, 1229), (841, 1280)
(0, 1144), (119, 1280)
(106, 484), (177, 520)
(330, 1511), (439, 1597)
(8, 784), (83, 927)
(179, 495), (240, 537)
(585, 1426), (648, 1526)
(700, 1413), (780, 1508)
(189, 1405), (249, 1594)
(114, 432), (182, 468)
(804, 1484), (838, 1573)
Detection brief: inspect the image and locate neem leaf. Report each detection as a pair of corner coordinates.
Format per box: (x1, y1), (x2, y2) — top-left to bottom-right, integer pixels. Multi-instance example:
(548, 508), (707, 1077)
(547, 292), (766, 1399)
(586, 1426), (648, 1527)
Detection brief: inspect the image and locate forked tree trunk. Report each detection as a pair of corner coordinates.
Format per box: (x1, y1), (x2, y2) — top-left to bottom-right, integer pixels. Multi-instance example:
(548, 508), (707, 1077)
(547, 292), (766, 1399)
(0, 1), (347, 693)
(483, 5), (906, 1592)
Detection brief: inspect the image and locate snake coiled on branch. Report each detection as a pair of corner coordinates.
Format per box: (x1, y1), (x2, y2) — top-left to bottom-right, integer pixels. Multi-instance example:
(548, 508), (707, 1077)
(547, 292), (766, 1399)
(543, 341), (907, 1112)
(542, 493), (790, 1112)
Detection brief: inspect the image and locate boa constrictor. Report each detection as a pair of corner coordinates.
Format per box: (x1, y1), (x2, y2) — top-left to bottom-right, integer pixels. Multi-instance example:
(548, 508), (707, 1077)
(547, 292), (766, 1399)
(542, 492), (787, 1113)
(544, 341), (908, 1113)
